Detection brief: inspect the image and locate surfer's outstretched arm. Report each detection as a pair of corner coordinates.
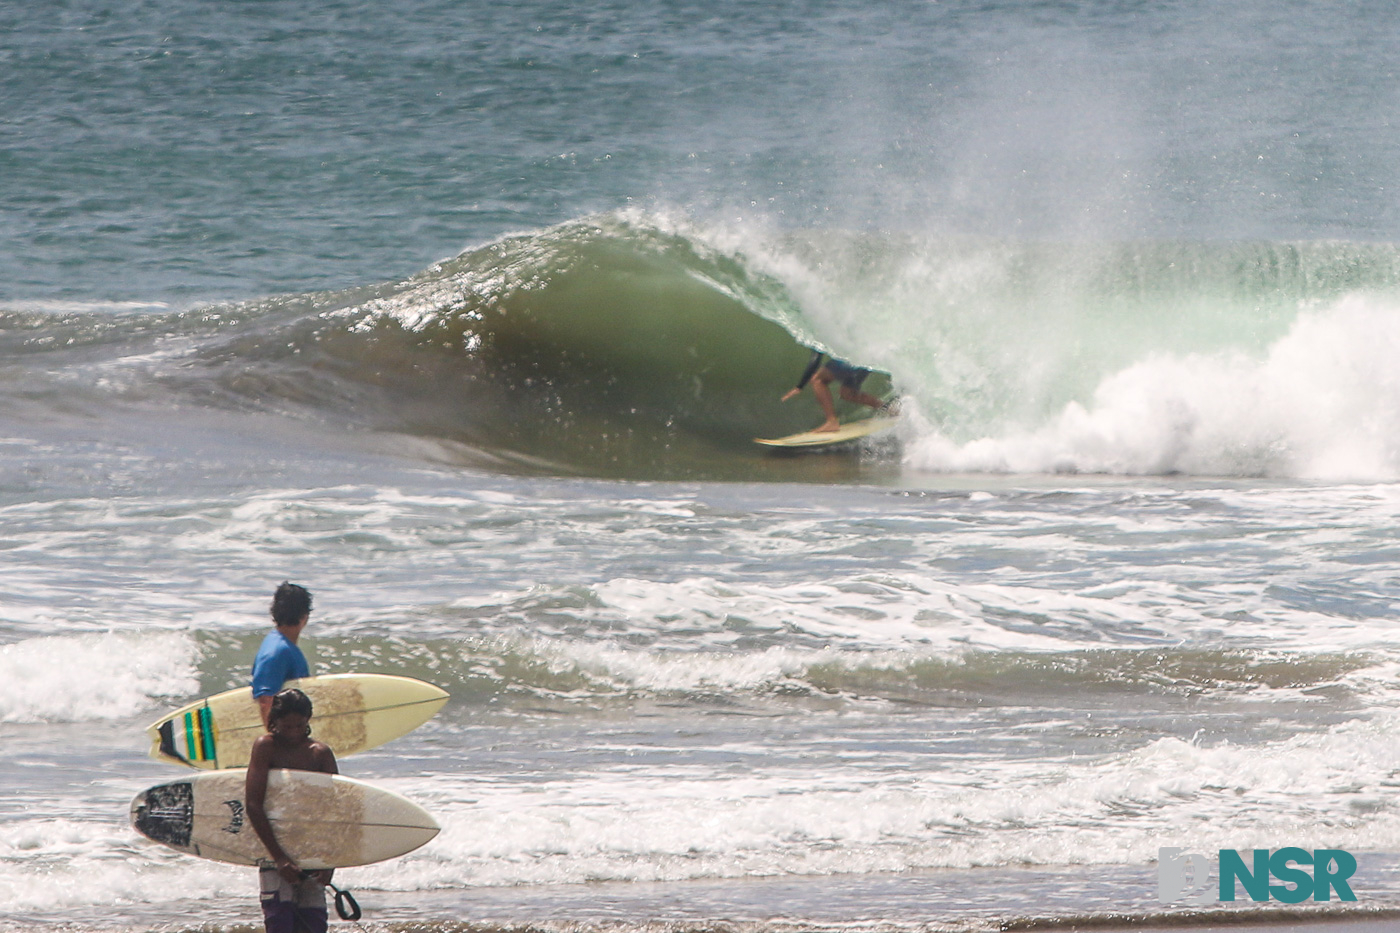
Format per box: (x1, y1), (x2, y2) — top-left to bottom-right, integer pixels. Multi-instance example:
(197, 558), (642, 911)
(782, 350), (825, 403)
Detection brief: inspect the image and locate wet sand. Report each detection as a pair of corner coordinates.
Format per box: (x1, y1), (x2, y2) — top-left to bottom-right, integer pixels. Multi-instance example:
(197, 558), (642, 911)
(1009, 909), (1400, 933)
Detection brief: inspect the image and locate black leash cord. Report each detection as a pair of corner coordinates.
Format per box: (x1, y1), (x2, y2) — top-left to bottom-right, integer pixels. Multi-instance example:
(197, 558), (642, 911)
(299, 871), (363, 921)
(329, 882), (362, 921)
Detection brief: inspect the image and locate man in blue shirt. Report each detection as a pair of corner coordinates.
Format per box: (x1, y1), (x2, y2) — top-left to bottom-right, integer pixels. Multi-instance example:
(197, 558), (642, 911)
(251, 582), (313, 728)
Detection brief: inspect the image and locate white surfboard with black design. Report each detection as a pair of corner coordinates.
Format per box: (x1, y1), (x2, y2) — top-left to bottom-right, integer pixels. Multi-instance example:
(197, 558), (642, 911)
(129, 768), (440, 869)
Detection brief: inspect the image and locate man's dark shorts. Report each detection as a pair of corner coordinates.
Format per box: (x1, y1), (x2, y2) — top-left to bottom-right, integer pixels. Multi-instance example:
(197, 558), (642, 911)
(823, 358), (871, 389)
(260, 866), (328, 933)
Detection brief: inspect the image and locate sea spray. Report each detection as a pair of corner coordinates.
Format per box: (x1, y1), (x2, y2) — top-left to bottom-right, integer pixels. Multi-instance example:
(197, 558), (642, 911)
(902, 293), (1400, 478)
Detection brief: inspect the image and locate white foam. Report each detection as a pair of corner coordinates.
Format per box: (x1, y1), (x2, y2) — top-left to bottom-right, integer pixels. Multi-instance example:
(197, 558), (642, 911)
(0, 814), (248, 914)
(449, 563), (1399, 684)
(0, 300), (172, 314)
(904, 294), (1400, 480)
(0, 632), (199, 723)
(6, 713), (1400, 909)
(335, 710), (1400, 891)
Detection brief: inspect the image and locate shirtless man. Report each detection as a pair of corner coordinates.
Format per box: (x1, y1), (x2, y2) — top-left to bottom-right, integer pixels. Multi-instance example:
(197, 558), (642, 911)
(245, 688), (338, 933)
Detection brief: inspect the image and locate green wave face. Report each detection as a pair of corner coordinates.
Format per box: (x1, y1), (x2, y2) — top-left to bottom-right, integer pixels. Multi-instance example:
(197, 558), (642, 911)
(253, 216), (890, 478)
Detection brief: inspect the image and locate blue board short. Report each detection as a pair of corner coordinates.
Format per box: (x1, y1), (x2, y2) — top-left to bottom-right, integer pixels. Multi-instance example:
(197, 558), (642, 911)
(259, 866), (328, 933)
(823, 358), (871, 389)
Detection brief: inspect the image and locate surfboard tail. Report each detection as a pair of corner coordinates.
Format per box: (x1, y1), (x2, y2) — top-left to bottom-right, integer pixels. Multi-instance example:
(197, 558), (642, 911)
(130, 780), (196, 850)
(153, 704), (219, 767)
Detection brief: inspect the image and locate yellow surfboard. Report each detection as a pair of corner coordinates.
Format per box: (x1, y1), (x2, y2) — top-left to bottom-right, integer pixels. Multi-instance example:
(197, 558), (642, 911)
(755, 416), (899, 448)
(147, 673), (449, 770)
(130, 768), (440, 869)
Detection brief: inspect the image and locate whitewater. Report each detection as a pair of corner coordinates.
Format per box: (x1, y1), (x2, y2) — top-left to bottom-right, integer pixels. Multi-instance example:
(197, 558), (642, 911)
(6, 1), (1400, 931)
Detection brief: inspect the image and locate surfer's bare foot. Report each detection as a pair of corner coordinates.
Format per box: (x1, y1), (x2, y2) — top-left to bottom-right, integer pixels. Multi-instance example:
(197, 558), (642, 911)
(814, 419), (842, 433)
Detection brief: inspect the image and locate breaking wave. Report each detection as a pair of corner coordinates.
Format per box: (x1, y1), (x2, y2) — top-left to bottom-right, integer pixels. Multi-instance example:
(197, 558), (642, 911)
(7, 213), (1400, 480)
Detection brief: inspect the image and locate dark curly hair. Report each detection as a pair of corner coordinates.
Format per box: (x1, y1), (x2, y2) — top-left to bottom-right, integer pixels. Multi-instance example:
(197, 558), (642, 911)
(267, 687), (314, 726)
(270, 582), (312, 628)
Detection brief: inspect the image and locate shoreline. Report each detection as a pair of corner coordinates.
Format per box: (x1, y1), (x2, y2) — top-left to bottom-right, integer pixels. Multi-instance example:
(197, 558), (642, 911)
(1009, 906), (1400, 931)
(6, 913), (1398, 933)
(13, 870), (1390, 933)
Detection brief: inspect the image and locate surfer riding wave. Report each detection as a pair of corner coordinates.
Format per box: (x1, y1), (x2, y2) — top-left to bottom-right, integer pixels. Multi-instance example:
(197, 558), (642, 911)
(781, 349), (893, 432)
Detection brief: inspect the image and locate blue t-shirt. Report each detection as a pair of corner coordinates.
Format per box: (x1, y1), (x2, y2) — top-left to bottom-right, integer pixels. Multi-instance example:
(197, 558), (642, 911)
(251, 630), (310, 698)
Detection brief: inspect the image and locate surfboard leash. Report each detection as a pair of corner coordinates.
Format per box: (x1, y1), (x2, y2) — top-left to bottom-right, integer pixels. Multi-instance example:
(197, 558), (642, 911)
(296, 871), (363, 923)
(329, 881), (362, 922)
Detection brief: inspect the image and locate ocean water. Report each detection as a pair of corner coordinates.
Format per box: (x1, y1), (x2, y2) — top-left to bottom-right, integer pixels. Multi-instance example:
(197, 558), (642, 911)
(5, 1), (1400, 931)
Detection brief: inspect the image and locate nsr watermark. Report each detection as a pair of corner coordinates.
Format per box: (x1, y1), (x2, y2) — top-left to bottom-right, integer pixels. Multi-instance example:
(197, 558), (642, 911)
(1158, 847), (1358, 905)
